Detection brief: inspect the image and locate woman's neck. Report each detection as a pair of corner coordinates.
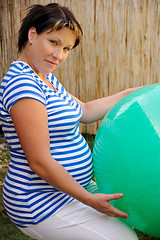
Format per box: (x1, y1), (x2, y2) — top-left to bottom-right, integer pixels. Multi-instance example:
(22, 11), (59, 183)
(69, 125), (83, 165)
(17, 52), (46, 81)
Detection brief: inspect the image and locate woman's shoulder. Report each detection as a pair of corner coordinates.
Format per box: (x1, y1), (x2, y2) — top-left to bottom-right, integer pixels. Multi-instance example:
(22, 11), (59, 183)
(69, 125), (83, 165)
(1, 62), (46, 111)
(2, 61), (41, 89)
(7, 61), (34, 77)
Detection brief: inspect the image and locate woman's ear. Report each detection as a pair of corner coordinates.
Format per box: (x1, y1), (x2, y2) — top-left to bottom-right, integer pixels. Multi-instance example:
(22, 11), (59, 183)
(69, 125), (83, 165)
(28, 27), (37, 44)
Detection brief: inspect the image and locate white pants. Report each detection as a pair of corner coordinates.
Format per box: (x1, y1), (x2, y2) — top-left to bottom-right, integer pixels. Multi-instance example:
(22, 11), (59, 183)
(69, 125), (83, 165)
(18, 182), (138, 240)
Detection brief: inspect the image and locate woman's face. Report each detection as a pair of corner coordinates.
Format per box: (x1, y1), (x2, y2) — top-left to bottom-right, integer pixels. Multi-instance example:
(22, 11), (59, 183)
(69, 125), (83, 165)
(26, 27), (76, 77)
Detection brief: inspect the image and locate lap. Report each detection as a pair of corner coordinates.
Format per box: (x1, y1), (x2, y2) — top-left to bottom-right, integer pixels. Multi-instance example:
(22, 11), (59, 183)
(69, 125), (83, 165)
(18, 200), (138, 240)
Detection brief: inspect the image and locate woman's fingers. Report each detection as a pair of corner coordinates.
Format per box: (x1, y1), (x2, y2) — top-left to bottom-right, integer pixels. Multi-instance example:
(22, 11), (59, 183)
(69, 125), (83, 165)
(107, 193), (123, 200)
(105, 204), (129, 219)
(104, 193), (129, 219)
(90, 193), (129, 219)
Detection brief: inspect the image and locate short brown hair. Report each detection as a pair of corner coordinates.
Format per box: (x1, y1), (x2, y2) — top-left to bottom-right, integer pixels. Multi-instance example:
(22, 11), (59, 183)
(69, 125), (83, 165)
(18, 3), (83, 52)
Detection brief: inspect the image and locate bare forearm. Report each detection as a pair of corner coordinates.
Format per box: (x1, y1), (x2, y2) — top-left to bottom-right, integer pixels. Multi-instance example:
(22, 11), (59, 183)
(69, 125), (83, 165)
(80, 89), (133, 123)
(30, 156), (92, 205)
(31, 157), (128, 219)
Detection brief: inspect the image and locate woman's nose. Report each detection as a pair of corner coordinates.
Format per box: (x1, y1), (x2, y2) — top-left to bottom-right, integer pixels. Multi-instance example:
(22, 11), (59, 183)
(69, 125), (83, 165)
(53, 47), (63, 60)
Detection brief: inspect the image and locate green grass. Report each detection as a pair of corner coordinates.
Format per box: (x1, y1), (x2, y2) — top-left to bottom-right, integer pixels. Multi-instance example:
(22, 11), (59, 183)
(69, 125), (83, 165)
(0, 215), (32, 240)
(0, 134), (159, 239)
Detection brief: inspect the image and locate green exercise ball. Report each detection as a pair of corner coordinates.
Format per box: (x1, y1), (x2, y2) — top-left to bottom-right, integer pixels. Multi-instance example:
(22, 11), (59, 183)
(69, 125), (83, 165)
(93, 83), (160, 238)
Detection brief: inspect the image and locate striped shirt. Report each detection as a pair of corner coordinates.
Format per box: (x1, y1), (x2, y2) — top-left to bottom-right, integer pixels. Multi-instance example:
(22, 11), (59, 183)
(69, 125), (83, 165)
(0, 61), (93, 228)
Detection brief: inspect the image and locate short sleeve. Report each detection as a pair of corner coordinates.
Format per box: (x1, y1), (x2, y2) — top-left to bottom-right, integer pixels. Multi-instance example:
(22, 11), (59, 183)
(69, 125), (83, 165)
(3, 74), (46, 112)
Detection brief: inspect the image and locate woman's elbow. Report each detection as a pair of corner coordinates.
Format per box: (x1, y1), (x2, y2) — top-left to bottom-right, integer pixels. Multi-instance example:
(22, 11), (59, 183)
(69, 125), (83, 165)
(27, 154), (51, 176)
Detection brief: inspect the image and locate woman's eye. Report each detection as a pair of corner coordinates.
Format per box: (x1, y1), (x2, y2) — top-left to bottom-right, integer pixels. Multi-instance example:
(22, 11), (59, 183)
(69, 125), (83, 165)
(64, 47), (70, 52)
(50, 40), (57, 45)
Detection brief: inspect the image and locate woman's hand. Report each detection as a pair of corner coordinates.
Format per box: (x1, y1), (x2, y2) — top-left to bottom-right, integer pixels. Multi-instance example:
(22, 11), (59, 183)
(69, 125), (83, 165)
(87, 193), (128, 219)
(122, 86), (142, 95)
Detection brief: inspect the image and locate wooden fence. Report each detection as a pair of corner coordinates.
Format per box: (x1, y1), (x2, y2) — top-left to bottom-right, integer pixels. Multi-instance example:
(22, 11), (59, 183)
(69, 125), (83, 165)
(1, 0), (160, 134)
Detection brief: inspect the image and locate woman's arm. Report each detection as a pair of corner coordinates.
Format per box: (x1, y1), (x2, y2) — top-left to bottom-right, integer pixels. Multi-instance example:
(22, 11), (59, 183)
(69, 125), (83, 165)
(70, 88), (140, 124)
(10, 98), (128, 219)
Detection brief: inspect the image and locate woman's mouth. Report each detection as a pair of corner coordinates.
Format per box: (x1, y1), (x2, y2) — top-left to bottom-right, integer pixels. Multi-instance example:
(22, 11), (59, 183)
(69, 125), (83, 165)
(45, 59), (57, 67)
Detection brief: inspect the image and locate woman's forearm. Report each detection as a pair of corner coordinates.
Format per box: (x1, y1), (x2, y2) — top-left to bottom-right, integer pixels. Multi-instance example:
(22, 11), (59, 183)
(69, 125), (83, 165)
(30, 155), (128, 219)
(30, 155), (93, 205)
(80, 88), (139, 123)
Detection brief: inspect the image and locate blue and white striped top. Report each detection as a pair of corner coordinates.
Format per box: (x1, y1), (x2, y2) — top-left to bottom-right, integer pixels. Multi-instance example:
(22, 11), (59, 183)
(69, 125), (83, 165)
(0, 61), (93, 228)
